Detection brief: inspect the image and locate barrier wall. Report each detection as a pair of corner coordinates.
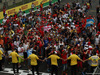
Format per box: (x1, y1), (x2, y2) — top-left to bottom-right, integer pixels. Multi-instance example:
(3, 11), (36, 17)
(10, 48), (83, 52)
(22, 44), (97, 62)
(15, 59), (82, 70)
(0, 0), (58, 23)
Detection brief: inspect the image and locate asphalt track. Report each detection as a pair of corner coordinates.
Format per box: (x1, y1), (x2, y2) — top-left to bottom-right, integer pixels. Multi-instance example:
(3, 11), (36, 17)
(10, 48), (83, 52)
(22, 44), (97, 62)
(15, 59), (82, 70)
(0, 0), (99, 75)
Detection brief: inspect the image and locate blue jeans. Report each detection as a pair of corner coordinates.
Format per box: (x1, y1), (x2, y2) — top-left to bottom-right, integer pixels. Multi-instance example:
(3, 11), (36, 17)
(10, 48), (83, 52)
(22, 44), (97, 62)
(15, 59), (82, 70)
(62, 64), (67, 71)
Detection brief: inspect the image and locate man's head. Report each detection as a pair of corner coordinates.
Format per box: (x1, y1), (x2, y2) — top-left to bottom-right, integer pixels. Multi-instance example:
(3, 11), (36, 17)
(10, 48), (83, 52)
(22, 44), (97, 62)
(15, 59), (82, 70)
(93, 51), (96, 55)
(32, 50), (36, 54)
(73, 51), (76, 54)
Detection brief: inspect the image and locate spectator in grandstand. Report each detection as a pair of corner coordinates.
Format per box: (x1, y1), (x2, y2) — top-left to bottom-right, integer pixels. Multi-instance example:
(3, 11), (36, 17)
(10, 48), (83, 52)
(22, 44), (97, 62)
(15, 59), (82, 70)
(40, 2), (43, 11)
(31, 3), (35, 11)
(49, 0), (52, 6)
(18, 8), (22, 16)
(2, 6), (6, 17)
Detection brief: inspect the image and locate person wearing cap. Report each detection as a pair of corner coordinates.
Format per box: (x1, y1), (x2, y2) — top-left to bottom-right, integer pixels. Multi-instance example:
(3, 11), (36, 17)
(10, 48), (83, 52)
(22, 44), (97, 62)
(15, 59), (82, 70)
(40, 2), (43, 11)
(81, 50), (89, 75)
(9, 49), (24, 75)
(25, 50), (43, 75)
(61, 49), (67, 75)
(84, 51), (100, 73)
(31, 3), (35, 11)
(65, 51), (83, 75)
(43, 51), (64, 75)
(0, 49), (5, 71)
(0, 35), (4, 48)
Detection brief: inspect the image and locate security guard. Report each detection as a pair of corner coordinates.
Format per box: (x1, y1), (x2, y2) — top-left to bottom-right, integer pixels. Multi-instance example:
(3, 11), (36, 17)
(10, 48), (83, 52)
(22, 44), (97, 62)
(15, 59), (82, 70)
(26, 50), (43, 75)
(0, 49), (5, 71)
(65, 51), (83, 75)
(9, 49), (24, 74)
(44, 51), (64, 75)
(84, 51), (100, 73)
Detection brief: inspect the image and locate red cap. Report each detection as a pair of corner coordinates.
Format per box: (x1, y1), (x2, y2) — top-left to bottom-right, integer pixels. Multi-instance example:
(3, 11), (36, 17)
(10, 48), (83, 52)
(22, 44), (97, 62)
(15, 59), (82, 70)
(96, 50), (99, 54)
(71, 48), (73, 51)
(88, 42), (91, 45)
(97, 31), (100, 34)
(37, 14), (39, 16)
(50, 22), (52, 24)
(96, 34), (99, 36)
(62, 50), (65, 52)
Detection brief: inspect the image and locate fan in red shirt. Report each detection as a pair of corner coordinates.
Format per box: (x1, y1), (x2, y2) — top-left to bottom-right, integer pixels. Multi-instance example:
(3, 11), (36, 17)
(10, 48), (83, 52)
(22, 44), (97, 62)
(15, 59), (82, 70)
(61, 50), (67, 74)
(3, 7), (6, 17)
(82, 50), (89, 75)
(98, 23), (100, 31)
(4, 34), (10, 44)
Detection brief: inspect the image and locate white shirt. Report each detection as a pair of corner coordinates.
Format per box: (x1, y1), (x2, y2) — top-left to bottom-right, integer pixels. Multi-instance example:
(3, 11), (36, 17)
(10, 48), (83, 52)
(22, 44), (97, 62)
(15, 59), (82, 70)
(13, 24), (18, 27)
(3, 19), (7, 23)
(23, 43), (29, 52)
(18, 47), (24, 56)
(48, 8), (52, 13)
(14, 41), (20, 47)
(23, 13), (26, 17)
(95, 37), (99, 45)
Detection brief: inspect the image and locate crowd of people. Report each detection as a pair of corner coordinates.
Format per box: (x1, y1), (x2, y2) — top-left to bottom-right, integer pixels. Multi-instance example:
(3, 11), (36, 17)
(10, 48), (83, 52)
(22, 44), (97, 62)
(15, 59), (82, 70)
(0, 0), (100, 75)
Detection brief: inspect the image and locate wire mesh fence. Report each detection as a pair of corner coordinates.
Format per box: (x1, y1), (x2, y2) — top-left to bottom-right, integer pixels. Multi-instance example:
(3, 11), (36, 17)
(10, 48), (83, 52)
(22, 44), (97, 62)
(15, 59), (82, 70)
(92, 66), (100, 75)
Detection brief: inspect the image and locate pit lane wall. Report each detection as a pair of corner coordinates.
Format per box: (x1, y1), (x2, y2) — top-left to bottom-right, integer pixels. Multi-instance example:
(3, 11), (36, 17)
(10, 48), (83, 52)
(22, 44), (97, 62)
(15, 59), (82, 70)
(0, 0), (58, 23)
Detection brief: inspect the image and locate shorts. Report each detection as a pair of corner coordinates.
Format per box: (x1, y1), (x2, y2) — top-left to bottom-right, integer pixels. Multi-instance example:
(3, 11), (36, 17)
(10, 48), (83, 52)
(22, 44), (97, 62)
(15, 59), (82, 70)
(18, 56), (24, 63)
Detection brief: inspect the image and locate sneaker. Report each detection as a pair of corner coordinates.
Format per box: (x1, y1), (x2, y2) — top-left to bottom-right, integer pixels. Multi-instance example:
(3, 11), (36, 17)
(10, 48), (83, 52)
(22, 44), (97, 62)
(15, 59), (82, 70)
(47, 69), (50, 72)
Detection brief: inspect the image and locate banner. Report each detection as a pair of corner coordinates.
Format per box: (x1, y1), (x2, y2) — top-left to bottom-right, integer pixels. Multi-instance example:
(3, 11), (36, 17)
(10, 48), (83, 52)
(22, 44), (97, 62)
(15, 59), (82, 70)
(43, 25), (51, 32)
(0, 0), (49, 20)
(86, 19), (94, 27)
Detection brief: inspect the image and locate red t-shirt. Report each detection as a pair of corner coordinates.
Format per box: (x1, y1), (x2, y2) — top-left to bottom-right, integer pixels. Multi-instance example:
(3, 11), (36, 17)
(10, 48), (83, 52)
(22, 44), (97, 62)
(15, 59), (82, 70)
(98, 23), (100, 29)
(3, 9), (6, 13)
(61, 53), (67, 64)
(4, 36), (9, 44)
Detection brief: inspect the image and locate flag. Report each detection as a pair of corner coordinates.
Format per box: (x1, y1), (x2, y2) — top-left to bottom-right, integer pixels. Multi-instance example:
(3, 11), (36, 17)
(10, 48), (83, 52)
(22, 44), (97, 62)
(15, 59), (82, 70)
(43, 25), (51, 32)
(86, 19), (94, 27)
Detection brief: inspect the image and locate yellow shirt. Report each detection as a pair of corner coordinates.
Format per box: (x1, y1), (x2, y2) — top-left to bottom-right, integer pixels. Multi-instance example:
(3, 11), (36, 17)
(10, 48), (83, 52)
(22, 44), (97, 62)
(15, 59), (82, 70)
(9, 30), (14, 38)
(88, 55), (100, 67)
(67, 54), (80, 66)
(9, 51), (19, 63)
(28, 54), (39, 66)
(48, 54), (60, 66)
(0, 50), (3, 60)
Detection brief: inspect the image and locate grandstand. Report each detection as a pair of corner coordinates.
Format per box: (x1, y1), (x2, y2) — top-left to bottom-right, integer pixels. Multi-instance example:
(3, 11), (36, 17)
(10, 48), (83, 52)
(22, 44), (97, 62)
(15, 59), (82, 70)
(0, 0), (35, 11)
